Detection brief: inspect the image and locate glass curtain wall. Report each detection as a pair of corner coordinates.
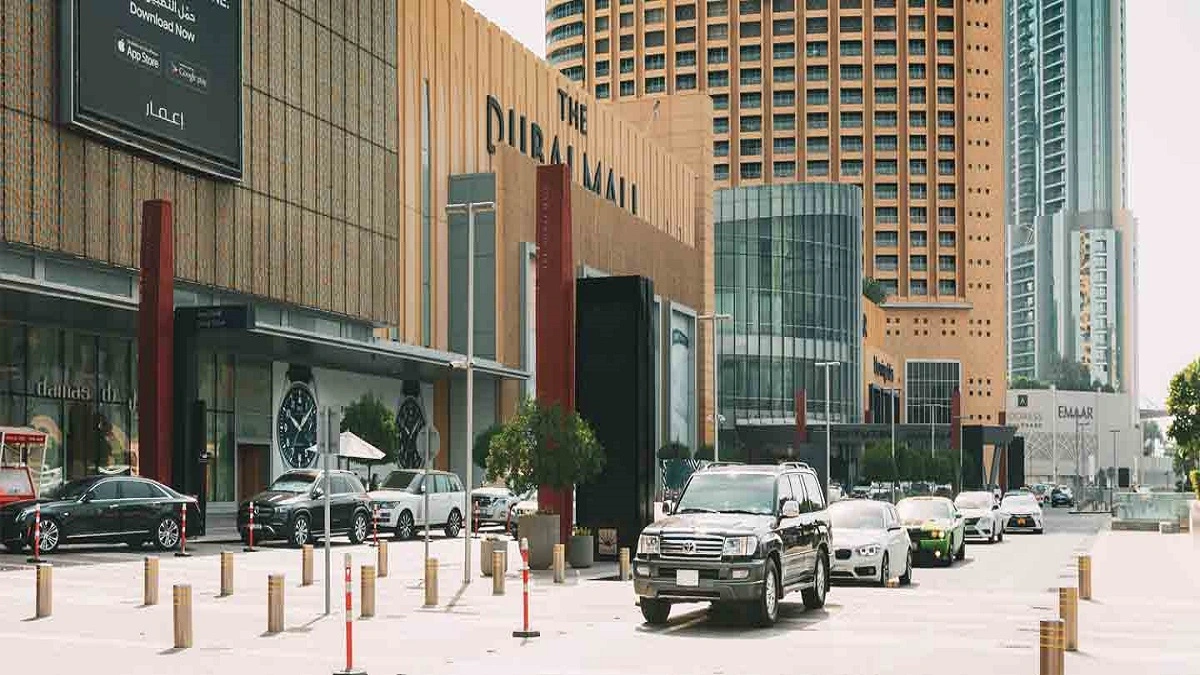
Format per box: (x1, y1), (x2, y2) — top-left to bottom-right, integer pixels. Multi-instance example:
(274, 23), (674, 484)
(714, 183), (864, 426)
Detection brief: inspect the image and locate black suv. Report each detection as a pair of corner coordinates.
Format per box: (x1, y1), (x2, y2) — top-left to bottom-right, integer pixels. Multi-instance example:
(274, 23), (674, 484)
(238, 470), (372, 547)
(634, 463), (833, 627)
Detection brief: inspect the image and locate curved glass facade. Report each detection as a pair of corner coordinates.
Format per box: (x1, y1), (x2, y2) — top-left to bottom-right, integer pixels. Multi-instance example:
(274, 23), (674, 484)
(715, 184), (863, 426)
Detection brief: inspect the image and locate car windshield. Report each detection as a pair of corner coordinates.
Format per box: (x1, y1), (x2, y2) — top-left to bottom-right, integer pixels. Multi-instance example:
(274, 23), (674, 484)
(897, 499), (952, 520)
(829, 501), (886, 529)
(269, 473), (317, 493)
(1002, 495), (1038, 511)
(44, 478), (95, 501)
(674, 472), (776, 515)
(381, 470), (422, 492)
(954, 493), (993, 510)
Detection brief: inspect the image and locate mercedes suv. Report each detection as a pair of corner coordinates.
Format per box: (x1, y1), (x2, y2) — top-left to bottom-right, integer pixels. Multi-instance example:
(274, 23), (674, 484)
(634, 463), (833, 627)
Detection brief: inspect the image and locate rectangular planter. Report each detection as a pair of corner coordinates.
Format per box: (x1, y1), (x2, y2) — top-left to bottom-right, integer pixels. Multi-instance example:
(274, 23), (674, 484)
(517, 513), (560, 570)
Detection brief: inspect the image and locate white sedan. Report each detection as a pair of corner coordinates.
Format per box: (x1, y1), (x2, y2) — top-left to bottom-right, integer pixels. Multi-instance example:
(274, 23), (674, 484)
(954, 491), (1007, 543)
(828, 499), (913, 586)
(369, 469), (466, 539)
(1000, 493), (1045, 534)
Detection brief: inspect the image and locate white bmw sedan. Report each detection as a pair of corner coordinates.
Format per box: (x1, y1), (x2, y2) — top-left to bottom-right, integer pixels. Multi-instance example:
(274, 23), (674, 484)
(954, 491), (1006, 543)
(829, 499), (913, 586)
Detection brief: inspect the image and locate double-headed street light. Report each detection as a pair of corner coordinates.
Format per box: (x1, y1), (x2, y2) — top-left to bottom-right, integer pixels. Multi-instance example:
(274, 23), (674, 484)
(698, 313), (733, 462)
(445, 199), (495, 585)
(816, 362), (841, 492)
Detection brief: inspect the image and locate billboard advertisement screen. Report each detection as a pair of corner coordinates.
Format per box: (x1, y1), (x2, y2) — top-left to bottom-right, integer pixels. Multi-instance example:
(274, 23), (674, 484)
(59, 0), (243, 180)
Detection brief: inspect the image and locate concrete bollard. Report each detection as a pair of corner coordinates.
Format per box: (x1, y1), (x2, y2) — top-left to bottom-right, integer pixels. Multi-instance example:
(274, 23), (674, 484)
(1039, 618), (1064, 675)
(377, 540), (389, 578)
(301, 544), (313, 586)
(885, 578), (899, 588)
(493, 550), (505, 595)
(219, 551), (234, 597)
(1059, 587), (1078, 652)
(618, 547), (631, 581)
(424, 557), (438, 607)
(143, 556), (159, 606)
(35, 564), (52, 618)
(552, 544), (566, 584)
(360, 565), (376, 618)
(173, 584), (193, 649)
(1078, 555), (1092, 600)
(1159, 521), (1179, 534)
(267, 574), (285, 634)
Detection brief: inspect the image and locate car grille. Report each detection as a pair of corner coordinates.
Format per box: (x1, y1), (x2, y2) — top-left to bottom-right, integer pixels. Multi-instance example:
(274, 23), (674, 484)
(655, 567), (720, 580)
(965, 517), (980, 526)
(473, 495), (495, 507)
(1009, 516), (1033, 527)
(658, 534), (724, 560)
(907, 527), (929, 541)
(834, 548), (852, 560)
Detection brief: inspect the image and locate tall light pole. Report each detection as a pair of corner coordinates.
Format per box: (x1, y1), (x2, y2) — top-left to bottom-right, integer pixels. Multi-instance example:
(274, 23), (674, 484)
(1050, 385), (1058, 485)
(446, 200), (495, 585)
(1109, 428), (1120, 491)
(699, 313), (732, 461)
(816, 362), (841, 492)
(884, 386), (900, 502)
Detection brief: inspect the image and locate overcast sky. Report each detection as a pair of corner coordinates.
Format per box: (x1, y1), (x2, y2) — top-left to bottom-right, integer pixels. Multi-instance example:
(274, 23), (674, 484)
(465, 0), (1200, 407)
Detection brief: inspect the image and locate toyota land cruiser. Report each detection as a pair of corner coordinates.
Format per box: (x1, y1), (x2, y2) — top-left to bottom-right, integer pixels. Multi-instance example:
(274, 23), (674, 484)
(634, 463), (833, 627)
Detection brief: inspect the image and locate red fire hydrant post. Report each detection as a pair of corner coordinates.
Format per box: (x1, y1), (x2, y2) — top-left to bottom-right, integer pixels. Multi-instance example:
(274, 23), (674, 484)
(25, 503), (44, 564)
(244, 504), (258, 553)
(334, 553), (366, 674)
(174, 502), (191, 558)
(512, 537), (540, 639)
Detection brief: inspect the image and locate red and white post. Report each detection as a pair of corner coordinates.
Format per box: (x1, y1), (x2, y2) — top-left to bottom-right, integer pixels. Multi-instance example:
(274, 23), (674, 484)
(512, 537), (540, 639)
(25, 503), (42, 564)
(335, 553), (365, 674)
(244, 505), (257, 552)
(472, 501), (480, 538)
(174, 502), (191, 557)
(369, 506), (379, 547)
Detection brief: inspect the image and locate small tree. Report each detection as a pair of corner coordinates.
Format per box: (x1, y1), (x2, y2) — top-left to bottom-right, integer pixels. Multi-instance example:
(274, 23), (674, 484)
(657, 441), (692, 461)
(472, 424), (504, 472)
(861, 441), (896, 483)
(485, 398), (606, 500)
(895, 444), (924, 482)
(1167, 358), (1200, 483)
(863, 277), (888, 305)
(340, 393), (398, 466)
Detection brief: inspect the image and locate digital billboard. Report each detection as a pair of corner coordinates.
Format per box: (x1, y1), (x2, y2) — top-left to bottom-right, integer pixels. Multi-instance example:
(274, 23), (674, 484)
(59, 0), (243, 180)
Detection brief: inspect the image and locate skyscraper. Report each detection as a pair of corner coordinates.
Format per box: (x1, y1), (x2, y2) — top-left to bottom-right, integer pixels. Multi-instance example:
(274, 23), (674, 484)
(1005, 0), (1136, 394)
(549, 0), (1008, 430)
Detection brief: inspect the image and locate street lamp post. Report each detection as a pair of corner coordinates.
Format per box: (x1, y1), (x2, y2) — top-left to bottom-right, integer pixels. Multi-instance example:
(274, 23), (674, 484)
(885, 386), (900, 502)
(445, 200), (495, 585)
(816, 362), (841, 492)
(699, 313), (733, 462)
(1109, 428), (1120, 489)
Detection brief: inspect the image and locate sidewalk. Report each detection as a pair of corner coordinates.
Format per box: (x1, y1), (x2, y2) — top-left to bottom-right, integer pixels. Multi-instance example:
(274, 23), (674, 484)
(1070, 529), (1200, 674)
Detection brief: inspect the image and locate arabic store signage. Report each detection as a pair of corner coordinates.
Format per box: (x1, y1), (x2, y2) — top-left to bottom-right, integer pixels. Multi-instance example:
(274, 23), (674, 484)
(59, 0), (243, 180)
(486, 89), (640, 217)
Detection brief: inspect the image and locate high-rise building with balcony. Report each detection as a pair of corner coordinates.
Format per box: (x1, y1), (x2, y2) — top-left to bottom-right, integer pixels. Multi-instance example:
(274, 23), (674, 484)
(1005, 0), (1137, 395)
(548, 0), (1008, 433)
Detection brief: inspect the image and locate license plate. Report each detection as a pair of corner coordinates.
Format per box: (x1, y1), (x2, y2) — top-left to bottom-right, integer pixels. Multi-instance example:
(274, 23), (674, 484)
(378, 511), (391, 520)
(1017, 518), (1027, 526)
(676, 569), (699, 587)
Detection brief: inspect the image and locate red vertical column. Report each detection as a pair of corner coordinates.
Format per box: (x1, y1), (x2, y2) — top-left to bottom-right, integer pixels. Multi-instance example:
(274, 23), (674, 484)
(535, 164), (575, 544)
(138, 200), (174, 485)
(950, 387), (962, 451)
(794, 389), (809, 446)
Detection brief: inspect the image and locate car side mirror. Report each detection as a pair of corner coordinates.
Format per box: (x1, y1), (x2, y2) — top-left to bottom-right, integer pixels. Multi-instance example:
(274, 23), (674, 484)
(80, 492), (93, 503)
(663, 500), (674, 514)
(781, 500), (801, 518)
(312, 488), (324, 499)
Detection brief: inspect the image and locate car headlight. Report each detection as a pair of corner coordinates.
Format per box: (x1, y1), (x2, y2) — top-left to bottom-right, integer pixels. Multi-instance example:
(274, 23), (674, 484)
(722, 536), (758, 556)
(374, 501), (397, 510)
(930, 529), (944, 539)
(637, 534), (659, 555)
(856, 544), (881, 557)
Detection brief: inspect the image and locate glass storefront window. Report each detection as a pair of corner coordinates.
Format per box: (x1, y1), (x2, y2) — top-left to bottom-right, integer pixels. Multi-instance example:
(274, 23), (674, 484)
(0, 321), (25, 393)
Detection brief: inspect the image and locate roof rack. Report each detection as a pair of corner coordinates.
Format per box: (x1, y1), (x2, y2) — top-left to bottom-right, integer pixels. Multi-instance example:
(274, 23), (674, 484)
(778, 461), (813, 470)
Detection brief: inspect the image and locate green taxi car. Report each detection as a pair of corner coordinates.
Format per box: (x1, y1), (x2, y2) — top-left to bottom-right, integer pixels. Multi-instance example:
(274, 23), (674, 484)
(896, 496), (966, 567)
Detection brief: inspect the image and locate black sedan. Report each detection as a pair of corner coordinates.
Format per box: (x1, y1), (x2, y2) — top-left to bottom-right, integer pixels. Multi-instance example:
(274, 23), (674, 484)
(237, 469), (373, 547)
(0, 476), (198, 553)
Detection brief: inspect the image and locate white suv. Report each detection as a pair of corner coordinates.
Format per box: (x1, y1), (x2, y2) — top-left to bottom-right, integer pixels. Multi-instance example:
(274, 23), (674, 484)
(369, 470), (466, 539)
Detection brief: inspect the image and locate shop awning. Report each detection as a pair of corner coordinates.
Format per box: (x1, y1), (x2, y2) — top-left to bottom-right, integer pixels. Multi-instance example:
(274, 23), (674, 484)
(338, 431), (385, 461)
(182, 305), (529, 383)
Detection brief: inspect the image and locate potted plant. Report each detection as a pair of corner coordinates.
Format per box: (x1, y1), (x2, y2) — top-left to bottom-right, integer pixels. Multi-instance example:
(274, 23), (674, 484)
(485, 398), (605, 570)
(568, 526), (594, 569)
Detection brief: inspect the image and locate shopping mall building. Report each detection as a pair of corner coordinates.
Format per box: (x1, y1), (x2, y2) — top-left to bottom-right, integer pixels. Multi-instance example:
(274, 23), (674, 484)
(0, 1), (713, 515)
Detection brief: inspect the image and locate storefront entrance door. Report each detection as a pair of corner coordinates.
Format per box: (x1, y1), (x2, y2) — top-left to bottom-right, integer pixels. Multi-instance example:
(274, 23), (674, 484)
(237, 444), (268, 502)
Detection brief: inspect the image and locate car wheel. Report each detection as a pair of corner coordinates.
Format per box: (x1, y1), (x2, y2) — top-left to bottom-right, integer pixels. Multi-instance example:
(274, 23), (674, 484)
(640, 598), (671, 625)
(997, 529), (1004, 543)
(32, 519), (62, 554)
(802, 552), (828, 610)
(753, 558), (782, 626)
(877, 553), (890, 587)
(153, 516), (181, 551)
(444, 509), (462, 539)
(899, 550), (913, 586)
(955, 536), (966, 561)
(395, 510), (415, 540)
(290, 513), (312, 548)
(940, 540), (954, 567)
(348, 511), (369, 545)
